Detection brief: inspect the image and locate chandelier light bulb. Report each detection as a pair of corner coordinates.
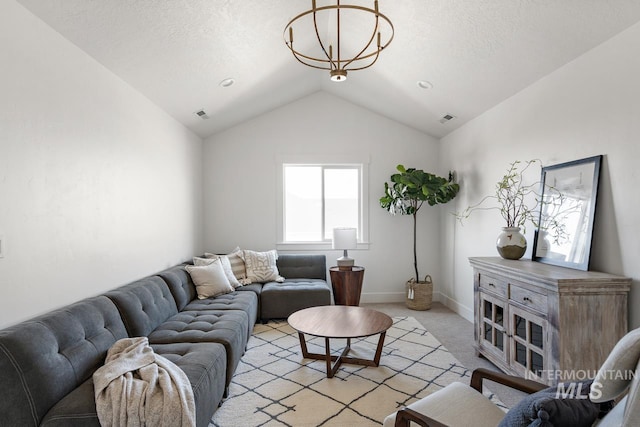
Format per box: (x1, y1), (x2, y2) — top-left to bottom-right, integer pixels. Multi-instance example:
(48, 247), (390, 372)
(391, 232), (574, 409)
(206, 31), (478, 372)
(330, 69), (347, 82)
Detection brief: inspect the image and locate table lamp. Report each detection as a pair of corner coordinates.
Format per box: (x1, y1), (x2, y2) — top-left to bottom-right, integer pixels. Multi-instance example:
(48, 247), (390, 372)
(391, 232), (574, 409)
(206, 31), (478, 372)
(332, 227), (357, 270)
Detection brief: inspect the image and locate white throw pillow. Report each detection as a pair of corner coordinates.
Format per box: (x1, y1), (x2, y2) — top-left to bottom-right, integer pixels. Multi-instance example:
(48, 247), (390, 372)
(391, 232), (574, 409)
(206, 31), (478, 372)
(196, 255), (243, 288)
(185, 259), (234, 299)
(241, 249), (285, 283)
(205, 247), (250, 284)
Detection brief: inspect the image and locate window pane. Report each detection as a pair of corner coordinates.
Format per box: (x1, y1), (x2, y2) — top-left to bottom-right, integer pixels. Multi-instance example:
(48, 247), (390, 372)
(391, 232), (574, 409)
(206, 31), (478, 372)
(483, 322), (492, 342)
(530, 322), (543, 349)
(484, 301), (493, 320)
(284, 166), (322, 241)
(515, 315), (526, 340)
(282, 163), (363, 244)
(324, 168), (359, 240)
(496, 330), (504, 351)
(531, 351), (544, 375)
(495, 305), (503, 326)
(515, 342), (526, 366)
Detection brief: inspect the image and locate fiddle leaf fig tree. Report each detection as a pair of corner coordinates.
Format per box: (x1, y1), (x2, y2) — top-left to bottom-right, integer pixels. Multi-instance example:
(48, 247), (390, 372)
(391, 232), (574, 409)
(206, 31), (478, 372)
(380, 165), (460, 282)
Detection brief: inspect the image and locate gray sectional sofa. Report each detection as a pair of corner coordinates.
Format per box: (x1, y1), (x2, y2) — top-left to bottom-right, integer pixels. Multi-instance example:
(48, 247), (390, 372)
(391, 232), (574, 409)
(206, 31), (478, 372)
(0, 254), (331, 427)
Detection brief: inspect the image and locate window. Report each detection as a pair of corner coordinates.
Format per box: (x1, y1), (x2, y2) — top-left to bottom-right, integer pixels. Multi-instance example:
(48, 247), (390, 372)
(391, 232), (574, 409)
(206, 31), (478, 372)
(277, 157), (369, 248)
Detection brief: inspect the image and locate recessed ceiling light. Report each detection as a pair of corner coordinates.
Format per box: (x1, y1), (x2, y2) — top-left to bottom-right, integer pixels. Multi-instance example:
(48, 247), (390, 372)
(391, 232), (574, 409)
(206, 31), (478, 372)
(417, 80), (433, 90)
(219, 78), (235, 88)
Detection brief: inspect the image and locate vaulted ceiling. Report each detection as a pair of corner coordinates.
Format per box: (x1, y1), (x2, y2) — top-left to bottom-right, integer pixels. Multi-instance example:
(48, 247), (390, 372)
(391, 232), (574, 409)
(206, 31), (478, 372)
(17, 0), (640, 139)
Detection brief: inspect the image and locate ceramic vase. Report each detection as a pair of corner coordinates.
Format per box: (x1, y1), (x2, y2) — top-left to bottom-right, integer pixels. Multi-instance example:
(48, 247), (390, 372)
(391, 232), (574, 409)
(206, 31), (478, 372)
(535, 230), (551, 257)
(496, 226), (527, 260)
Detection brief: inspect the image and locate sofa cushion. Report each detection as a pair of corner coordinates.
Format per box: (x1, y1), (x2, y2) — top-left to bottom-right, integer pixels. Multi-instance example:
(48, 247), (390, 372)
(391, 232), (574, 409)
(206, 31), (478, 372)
(276, 254), (326, 280)
(40, 342), (227, 427)
(260, 278), (332, 320)
(147, 310), (248, 387)
(234, 283), (262, 298)
(235, 284), (262, 320)
(39, 378), (99, 427)
(0, 296), (128, 427)
(153, 343), (227, 427)
(183, 291), (259, 336)
(383, 382), (506, 427)
(105, 276), (179, 337)
(157, 264), (196, 311)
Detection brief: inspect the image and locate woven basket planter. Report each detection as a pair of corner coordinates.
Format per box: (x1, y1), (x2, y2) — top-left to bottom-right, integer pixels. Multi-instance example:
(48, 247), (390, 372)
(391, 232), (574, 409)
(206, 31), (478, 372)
(405, 275), (433, 311)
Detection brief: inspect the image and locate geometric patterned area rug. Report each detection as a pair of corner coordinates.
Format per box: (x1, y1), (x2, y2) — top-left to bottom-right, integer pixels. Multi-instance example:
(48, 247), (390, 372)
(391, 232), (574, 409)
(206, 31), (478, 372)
(210, 316), (503, 426)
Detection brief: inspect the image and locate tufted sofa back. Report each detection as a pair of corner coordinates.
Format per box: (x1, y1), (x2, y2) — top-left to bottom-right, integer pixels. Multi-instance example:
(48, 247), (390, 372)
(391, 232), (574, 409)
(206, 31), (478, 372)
(277, 254), (327, 280)
(157, 264), (197, 311)
(105, 275), (179, 337)
(0, 296), (128, 426)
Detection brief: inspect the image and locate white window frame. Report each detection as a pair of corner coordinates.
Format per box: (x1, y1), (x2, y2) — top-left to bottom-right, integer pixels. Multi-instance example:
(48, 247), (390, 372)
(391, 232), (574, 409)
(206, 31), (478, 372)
(276, 154), (370, 251)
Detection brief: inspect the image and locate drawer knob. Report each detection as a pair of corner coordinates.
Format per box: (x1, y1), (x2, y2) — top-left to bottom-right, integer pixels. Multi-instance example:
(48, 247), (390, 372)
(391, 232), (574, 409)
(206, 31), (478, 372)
(523, 297), (532, 303)
(488, 283), (495, 287)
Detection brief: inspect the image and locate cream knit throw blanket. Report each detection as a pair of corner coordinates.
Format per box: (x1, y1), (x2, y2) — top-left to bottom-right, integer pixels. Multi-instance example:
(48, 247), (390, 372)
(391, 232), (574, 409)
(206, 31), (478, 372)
(93, 337), (196, 427)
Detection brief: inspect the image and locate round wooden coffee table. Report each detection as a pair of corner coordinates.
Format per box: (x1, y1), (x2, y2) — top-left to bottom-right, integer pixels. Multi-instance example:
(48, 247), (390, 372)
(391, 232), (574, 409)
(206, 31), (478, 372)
(288, 305), (393, 378)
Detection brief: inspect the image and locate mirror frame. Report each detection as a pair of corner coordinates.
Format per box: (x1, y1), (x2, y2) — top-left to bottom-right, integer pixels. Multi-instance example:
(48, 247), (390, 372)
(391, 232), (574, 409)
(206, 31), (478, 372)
(532, 155), (602, 271)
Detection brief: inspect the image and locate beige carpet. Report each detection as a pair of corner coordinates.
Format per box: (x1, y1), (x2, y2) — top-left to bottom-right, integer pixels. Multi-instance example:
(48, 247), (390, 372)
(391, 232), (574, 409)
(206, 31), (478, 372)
(210, 316), (504, 426)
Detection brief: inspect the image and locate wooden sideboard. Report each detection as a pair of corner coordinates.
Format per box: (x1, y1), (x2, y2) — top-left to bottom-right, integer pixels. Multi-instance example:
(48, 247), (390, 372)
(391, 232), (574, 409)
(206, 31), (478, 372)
(470, 257), (631, 385)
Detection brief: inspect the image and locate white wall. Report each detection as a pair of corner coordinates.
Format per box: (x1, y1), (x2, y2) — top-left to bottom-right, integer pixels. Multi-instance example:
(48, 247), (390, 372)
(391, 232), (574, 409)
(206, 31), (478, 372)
(203, 92), (448, 303)
(5, 0), (638, 331)
(441, 21), (640, 327)
(0, 1), (203, 328)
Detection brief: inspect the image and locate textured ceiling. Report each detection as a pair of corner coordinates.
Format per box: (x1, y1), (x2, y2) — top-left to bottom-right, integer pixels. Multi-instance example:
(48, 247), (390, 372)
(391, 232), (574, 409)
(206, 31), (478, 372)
(16, 0), (640, 139)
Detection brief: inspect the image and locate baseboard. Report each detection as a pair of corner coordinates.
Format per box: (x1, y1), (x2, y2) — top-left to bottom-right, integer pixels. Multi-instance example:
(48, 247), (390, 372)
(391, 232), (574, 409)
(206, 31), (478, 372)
(359, 291), (445, 305)
(360, 292), (474, 323)
(360, 292), (405, 304)
(437, 292), (474, 322)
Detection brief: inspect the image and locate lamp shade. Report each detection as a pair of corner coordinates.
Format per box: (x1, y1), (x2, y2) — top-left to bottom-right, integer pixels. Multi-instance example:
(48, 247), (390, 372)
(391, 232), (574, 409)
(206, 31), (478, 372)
(332, 227), (357, 250)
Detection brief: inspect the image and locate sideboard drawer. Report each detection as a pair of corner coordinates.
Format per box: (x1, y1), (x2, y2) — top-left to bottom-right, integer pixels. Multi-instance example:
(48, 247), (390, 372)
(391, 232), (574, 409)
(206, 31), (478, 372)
(479, 273), (508, 298)
(510, 284), (547, 313)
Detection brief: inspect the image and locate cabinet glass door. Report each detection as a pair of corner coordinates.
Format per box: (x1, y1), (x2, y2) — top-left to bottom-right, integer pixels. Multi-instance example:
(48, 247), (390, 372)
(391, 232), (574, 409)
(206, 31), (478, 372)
(510, 305), (547, 379)
(478, 292), (507, 363)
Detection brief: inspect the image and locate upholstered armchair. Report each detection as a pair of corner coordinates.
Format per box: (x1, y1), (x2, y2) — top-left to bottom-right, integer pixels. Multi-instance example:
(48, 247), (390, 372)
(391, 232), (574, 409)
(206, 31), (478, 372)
(384, 368), (546, 427)
(384, 327), (640, 427)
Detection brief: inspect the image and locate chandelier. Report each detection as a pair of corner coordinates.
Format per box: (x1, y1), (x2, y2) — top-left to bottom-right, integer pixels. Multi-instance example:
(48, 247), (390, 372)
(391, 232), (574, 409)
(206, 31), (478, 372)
(284, 0), (394, 82)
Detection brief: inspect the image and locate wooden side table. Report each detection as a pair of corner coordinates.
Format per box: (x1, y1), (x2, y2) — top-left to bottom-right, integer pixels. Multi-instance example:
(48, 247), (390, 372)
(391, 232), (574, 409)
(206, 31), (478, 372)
(329, 266), (364, 306)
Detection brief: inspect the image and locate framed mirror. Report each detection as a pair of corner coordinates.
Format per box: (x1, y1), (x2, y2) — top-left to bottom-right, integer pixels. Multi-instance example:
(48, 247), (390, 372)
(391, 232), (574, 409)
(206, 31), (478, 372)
(532, 155), (602, 271)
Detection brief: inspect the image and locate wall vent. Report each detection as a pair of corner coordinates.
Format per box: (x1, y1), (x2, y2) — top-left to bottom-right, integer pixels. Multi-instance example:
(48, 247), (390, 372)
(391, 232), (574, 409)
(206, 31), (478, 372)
(439, 114), (456, 124)
(195, 109), (210, 120)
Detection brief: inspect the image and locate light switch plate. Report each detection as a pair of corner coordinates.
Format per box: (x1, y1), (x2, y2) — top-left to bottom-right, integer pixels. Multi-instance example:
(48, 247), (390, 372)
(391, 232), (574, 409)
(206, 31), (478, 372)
(0, 236), (4, 258)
